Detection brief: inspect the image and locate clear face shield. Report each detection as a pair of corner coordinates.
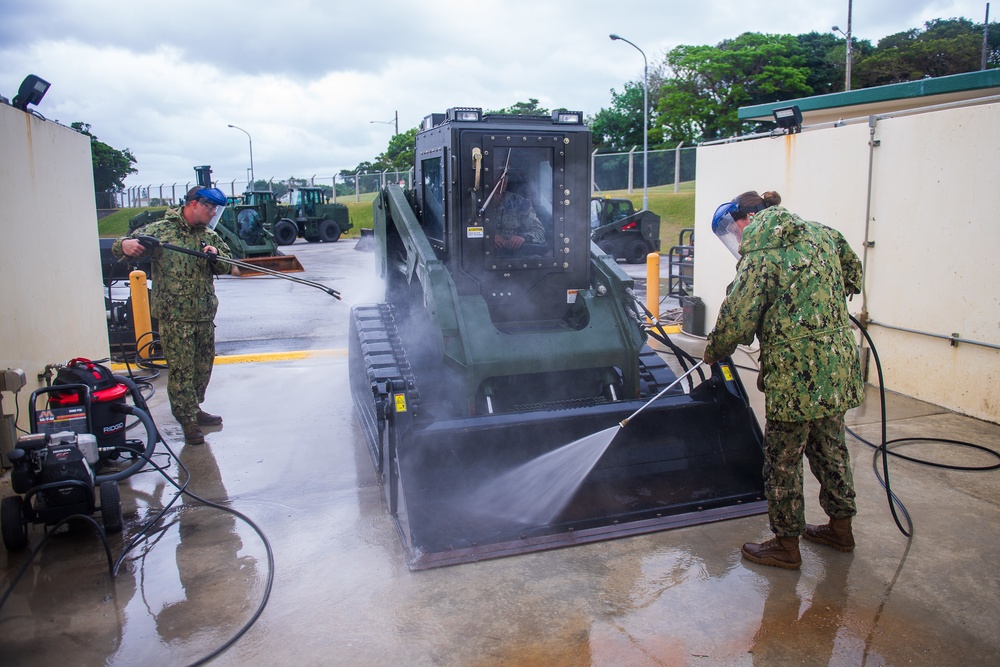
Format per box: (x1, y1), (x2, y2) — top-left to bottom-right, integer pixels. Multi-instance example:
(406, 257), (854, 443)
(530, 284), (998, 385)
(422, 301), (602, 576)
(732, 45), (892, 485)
(206, 205), (225, 230)
(712, 199), (743, 259)
(195, 187), (228, 230)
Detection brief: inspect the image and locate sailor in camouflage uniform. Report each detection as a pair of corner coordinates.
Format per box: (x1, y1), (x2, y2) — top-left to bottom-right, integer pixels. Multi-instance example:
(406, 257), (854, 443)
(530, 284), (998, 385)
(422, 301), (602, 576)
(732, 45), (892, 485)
(113, 186), (232, 445)
(704, 191), (864, 569)
(494, 191), (546, 250)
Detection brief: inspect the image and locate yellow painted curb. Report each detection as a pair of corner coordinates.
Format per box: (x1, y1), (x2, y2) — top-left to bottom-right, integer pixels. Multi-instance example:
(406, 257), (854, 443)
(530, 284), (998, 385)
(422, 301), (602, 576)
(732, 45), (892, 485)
(109, 348), (347, 371)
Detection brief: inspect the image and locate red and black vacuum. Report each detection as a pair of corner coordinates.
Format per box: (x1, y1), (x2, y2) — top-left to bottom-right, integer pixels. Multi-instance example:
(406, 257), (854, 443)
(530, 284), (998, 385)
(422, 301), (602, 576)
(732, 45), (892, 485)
(1, 359), (158, 551)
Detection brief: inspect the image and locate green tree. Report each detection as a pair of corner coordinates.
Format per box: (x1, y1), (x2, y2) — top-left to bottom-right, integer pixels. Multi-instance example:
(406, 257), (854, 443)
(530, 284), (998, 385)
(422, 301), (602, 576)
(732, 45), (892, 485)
(374, 127), (418, 172)
(487, 99), (550, 116)
(855, 18), (997, 87)
(71, 122), (137, 192)
(590, 81), (647, 151)
(795, 31), (875, 95)
(657, 33), (813, 142)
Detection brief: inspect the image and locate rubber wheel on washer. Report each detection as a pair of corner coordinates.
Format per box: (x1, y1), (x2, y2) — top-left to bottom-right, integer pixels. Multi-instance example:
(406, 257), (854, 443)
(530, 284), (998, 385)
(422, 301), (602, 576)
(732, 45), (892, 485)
(1, 495), (29, 551)
(99, 480), (123, 534)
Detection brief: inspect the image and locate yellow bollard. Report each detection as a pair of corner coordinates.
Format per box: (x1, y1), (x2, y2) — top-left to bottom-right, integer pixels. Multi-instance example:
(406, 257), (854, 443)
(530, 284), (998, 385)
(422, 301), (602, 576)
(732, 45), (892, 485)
(129, 270), (153, 359)
(645, 252), (660, 323)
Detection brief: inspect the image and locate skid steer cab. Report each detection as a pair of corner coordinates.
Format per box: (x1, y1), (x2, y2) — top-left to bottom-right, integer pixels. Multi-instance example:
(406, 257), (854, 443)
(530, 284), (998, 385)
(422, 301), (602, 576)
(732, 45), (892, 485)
(349, 107), (765, 570)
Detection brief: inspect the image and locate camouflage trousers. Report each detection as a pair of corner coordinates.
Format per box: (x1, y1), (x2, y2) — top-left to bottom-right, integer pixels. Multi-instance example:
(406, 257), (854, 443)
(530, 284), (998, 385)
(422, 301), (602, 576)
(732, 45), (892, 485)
(763, 414), (857, 537)
(159, 319), (216, 427)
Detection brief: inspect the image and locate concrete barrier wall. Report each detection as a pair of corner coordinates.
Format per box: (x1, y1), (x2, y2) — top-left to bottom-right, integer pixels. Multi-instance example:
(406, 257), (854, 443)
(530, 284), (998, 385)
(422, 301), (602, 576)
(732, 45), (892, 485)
(0, 104), (109, 433)
(694, 101), (999, 423)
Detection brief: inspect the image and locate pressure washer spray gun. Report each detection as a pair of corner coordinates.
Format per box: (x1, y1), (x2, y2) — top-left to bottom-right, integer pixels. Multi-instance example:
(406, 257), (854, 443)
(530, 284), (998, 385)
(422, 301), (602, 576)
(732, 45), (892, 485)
(619, 361), (704, 429)
(135, 236), (341, 300)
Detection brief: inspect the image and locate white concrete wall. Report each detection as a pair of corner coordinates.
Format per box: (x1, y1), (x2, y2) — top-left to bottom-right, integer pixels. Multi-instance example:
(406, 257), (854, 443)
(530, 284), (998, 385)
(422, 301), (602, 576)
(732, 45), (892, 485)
(1, 104), (109, 434)
(694, 101), (999, 423)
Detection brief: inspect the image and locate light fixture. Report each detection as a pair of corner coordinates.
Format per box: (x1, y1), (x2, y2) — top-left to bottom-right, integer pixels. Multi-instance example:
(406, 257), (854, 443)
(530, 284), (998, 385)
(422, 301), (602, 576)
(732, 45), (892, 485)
(12, 74), (50, 111)
(447, 107), (482, 123)
(370, 110), (400, 134)
(772, 105), (803, 133)
(552, 109), (583, 125)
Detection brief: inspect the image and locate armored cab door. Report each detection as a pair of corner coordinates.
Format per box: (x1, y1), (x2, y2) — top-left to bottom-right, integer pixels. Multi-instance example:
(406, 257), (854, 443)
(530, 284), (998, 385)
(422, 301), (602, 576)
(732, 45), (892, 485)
(456, 130), (590, 323)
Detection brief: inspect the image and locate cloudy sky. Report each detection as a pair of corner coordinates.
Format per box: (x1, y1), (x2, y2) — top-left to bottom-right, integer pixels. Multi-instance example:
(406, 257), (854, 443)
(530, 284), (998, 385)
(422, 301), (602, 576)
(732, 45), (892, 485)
(1, 0), (990, 190)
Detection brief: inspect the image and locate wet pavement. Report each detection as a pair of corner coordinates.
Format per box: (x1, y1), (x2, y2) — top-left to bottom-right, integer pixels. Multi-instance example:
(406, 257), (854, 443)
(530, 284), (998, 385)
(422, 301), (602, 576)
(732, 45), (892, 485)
(2, 240), (999, 666)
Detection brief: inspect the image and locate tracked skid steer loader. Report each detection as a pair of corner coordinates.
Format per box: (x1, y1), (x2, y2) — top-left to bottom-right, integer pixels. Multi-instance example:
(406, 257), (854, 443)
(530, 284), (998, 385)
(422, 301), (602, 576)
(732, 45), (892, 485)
(349, 108), (766, 570)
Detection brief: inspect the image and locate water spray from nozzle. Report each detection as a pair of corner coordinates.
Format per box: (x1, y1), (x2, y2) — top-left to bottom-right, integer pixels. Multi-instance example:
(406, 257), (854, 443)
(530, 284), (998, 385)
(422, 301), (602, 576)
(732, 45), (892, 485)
(619, 361), (705, 429)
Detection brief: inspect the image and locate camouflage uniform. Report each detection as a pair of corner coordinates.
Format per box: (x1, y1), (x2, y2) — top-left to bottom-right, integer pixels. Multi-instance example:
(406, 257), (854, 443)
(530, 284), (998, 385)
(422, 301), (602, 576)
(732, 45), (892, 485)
(704, 206), (864, 537)
(113, 208), (231, 427)
(495, 192), (546, 245)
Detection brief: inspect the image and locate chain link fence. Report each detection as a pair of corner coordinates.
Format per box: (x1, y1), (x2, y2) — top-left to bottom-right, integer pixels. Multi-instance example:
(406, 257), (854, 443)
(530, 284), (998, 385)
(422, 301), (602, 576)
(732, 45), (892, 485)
(592, 145), (697, 193)
(102, 147), (696, 209)
(104, 170), (416, 209)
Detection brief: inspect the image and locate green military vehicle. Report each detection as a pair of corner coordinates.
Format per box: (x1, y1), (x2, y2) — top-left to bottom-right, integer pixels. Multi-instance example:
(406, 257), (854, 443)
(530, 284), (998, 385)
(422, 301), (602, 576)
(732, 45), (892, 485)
(348, 106), (765, 570)
(590, 195), (661, 263)
(128, 166), (303, 276)
(249, 186), (352, 245)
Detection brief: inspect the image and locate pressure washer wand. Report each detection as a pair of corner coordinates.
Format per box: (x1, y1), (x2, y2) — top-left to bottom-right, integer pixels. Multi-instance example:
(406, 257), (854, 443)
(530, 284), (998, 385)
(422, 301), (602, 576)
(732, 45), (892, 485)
(619, 361), (704, 429)
(137, 236), (341, 300)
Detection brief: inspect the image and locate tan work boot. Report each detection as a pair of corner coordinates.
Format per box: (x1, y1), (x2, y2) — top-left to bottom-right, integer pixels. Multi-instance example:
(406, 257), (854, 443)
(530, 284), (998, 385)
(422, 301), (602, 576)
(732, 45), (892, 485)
(741, 536), (802, 569)
(803, 517), (855, 552)
(196, 409), (223, 426)
(183, 423), (205, 445)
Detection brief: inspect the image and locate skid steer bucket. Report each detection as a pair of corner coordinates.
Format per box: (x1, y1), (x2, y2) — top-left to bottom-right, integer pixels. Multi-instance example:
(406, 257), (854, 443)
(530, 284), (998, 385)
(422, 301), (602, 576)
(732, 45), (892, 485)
(230, 254), (304, 277)
(350, 308), (766, 570)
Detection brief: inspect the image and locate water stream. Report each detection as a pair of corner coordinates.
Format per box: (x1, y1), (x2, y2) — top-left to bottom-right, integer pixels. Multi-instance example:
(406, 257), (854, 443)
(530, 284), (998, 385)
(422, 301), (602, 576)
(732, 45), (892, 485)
(471, 425), (623, 526)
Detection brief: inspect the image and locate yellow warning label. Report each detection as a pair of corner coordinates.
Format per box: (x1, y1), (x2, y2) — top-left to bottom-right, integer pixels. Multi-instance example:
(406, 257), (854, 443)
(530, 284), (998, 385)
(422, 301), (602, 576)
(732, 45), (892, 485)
(721, 365), (734, 382)
(394, 393), (407, 412)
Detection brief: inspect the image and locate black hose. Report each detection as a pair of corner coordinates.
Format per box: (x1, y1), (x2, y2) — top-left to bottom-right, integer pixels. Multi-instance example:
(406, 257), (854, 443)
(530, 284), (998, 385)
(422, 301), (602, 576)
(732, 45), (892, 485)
(627, 290), (704, 385)
(848, 315), (1000, 538)
(0, 372), (275, 665)
(94, 404), (156, 484)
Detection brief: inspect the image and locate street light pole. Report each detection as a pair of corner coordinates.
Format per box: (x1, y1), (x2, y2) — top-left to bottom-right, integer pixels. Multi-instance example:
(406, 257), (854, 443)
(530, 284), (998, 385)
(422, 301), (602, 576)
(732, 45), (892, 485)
(227, 124), (254, 188)
(610, 34), (648, 211)
(833, 0), (853, 91)
(370, 111), (399, 135)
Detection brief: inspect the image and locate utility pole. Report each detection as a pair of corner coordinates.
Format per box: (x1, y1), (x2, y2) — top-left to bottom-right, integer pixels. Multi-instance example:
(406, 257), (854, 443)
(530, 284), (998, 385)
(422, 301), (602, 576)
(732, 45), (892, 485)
(832, 0), (853, 92)
(983, 3), (991, 71)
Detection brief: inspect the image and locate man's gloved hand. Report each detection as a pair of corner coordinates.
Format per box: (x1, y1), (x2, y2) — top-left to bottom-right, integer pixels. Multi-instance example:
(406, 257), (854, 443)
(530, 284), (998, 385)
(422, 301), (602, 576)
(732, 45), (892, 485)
(202, 244), (220, 264)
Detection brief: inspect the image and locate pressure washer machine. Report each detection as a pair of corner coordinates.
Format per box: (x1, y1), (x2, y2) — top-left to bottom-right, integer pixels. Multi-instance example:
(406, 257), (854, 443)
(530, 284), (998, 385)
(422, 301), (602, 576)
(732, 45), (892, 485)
(0, 360), (157, 552)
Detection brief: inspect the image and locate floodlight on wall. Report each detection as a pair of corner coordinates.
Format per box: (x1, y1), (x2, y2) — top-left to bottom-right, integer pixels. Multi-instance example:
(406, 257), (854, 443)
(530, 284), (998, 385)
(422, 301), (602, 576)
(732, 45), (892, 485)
(772, 105), (803, 133)
(12, 74), (50, 111)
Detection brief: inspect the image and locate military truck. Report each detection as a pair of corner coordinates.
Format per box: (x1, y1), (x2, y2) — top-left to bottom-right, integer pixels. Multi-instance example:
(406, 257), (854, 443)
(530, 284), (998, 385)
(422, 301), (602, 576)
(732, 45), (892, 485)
(253, 186), (352, 245)
(590, 195), (661, 263)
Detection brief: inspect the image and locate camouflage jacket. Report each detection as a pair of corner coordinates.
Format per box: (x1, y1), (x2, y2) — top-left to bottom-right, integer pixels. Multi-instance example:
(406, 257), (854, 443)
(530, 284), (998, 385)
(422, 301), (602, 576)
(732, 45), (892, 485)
(495, 193), (546, 244)
(704, 206), (864, 422)
(112, 208), (232, 322)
